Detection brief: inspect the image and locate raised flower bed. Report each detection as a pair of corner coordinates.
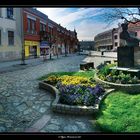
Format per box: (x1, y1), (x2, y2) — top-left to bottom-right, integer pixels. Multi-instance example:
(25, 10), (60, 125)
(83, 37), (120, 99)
(95, 63), (140, 93)
(39, 71), (114, 115)
(39, 81), (114, 115)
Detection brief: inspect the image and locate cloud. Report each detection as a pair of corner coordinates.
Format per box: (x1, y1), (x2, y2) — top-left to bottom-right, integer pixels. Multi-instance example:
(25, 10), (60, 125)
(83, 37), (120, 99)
(37, 8), (119, 41)
(76, 20), (118, 41)
(56, 8), (102, 26)
(37, 8), (102, 26)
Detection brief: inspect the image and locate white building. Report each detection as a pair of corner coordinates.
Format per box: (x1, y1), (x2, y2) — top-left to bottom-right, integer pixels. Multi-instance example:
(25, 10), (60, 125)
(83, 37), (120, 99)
(0, 8), (22, 61)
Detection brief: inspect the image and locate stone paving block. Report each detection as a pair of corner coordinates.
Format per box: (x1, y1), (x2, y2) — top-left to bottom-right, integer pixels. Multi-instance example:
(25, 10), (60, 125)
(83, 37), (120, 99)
(25, 127), (39, 132)
(0, 54), (101, 132)
(30, 115), (51, 130)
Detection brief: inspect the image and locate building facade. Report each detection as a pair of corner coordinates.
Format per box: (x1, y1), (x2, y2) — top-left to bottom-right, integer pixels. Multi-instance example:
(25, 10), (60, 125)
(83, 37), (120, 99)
(128, 22), (140, 40)
(23, 8), (78, 59)
(23, 8), (48, 58)
(94, 22), (140, 51)
(0, 8), (22, 61)
(79, 40), (94, 51)
(94, 29), (116, 51)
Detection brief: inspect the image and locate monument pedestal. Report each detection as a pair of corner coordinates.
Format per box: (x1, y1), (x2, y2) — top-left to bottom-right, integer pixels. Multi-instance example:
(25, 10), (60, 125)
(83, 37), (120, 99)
(115, 46), (140, 78)
(118, 46), (140, 68)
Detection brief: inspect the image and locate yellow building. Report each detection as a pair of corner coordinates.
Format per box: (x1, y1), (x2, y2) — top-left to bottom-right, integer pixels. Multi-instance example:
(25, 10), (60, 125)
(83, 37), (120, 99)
(24, 40), (40, 58)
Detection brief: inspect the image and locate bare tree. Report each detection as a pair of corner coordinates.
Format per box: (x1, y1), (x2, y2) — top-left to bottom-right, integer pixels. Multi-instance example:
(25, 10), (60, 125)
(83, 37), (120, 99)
(102, 8), (140, 26)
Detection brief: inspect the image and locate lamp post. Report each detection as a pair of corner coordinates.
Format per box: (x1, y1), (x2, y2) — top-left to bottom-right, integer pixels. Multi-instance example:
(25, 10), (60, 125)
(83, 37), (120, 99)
(20, 8), (26, 65)
(63, 32), (67, 57)
(78, 42), (81, 55)
(48, 33), (52, 60)
(64, 39), (67, 57)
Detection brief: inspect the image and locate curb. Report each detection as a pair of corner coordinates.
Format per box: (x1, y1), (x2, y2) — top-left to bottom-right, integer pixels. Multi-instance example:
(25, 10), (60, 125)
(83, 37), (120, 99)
(39, 81), (114, 115)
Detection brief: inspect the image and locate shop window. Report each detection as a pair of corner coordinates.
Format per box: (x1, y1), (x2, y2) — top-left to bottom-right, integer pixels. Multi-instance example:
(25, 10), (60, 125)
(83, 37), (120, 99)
(7, 8), (13, 19)
(8, 31), (14, 45)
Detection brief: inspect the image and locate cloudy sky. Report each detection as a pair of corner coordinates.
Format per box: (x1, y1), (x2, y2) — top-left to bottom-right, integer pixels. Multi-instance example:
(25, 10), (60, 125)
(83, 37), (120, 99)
(37, 8), (123, 41)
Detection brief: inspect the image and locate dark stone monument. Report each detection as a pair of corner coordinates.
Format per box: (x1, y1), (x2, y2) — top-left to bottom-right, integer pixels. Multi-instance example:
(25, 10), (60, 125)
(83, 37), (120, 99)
(117, 47), (134, 68)
(118, 22), (140, 68)
(110, 22), (140, 78)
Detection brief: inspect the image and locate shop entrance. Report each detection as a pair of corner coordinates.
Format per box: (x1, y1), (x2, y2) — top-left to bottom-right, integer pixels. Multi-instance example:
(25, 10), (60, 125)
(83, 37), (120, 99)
(29, 46), (37, 58)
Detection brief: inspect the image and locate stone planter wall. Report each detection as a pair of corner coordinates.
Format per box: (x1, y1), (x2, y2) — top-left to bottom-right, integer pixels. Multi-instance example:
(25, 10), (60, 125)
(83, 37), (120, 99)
(95, 74), (140, 94)
(39, 81), (114, 115)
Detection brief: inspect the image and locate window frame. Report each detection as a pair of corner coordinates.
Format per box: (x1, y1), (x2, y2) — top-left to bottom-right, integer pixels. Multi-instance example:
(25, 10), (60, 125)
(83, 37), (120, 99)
(114, 35), (118, 39)
(8, 31), (14, 46)
(7, 8), (14, 19)
(115, 42), (118, 47)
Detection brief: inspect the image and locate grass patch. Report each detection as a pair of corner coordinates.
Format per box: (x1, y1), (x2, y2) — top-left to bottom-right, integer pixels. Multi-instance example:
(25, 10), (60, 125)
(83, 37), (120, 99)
(38, 70), (95, 80)
(96, 91), (140, 132)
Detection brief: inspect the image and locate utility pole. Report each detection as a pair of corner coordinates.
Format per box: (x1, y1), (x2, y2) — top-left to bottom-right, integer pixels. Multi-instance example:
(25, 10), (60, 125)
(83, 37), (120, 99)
(20, 8), (26, 65)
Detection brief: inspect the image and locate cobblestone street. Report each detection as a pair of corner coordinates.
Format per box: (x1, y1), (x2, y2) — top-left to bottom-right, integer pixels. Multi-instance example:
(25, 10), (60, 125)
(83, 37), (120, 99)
(0, 54), (115, 132)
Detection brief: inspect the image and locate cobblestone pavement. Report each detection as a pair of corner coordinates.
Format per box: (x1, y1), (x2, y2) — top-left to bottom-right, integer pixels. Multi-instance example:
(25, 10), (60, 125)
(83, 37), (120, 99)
(0, 54), (115, 132)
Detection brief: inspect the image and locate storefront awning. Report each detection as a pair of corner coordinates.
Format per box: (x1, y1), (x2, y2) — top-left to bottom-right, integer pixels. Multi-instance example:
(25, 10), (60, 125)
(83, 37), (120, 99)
(40, 41), (50, 48)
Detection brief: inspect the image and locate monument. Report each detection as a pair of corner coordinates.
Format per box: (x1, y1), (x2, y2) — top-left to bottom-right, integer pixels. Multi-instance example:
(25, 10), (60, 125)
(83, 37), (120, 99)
(118, 22), (140, 68)
(109, 22), (140, 78)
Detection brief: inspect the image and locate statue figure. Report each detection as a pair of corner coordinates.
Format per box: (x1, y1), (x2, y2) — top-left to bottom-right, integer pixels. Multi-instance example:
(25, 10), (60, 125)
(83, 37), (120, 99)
(120, 22), (140, 47)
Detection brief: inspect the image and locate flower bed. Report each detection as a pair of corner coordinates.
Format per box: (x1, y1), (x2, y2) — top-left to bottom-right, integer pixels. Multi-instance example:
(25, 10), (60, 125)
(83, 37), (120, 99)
(97, 63), (140, 84)
(96, 63), (140, 93)
(38, 71), (109, 115)
(95, 73), (140, 94)
(39, 81), (114, 115)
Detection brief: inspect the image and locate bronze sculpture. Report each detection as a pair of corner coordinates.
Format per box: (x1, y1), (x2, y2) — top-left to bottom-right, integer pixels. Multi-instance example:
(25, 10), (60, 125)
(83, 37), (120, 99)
(120, 22), (140, 47)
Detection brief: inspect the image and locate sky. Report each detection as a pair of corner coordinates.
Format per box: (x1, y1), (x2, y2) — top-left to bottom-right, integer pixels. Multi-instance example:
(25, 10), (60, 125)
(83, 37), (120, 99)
(37, 8), (127, 41)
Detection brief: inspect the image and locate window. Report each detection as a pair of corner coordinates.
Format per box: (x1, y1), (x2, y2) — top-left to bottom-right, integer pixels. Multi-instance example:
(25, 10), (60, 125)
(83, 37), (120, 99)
(43, 24), (46, 31)
(7, 8), (13, 19)
(40, 23), (43, 31)
(27, 18), (36, 34)
(8, 31), (14, 45)
(48, 27), (53, 35)
(32, 20), (36, 33)
(27, 18), (31, 32)
(114, 35), (118, 39)
(0, 30), (1, 45)
(40, 23), (46, 31)
(115, 42), (118, 46)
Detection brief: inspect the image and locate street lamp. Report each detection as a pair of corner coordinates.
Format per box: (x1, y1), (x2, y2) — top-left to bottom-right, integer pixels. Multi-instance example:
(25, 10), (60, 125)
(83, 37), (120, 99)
(78, 42), (81, 55)
(63, 32), (67, 57)
(20, 8), (26, 65)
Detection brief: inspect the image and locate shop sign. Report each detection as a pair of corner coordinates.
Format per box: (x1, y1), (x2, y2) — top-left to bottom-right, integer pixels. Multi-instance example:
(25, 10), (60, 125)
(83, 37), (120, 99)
(25, 40), (39, 46)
